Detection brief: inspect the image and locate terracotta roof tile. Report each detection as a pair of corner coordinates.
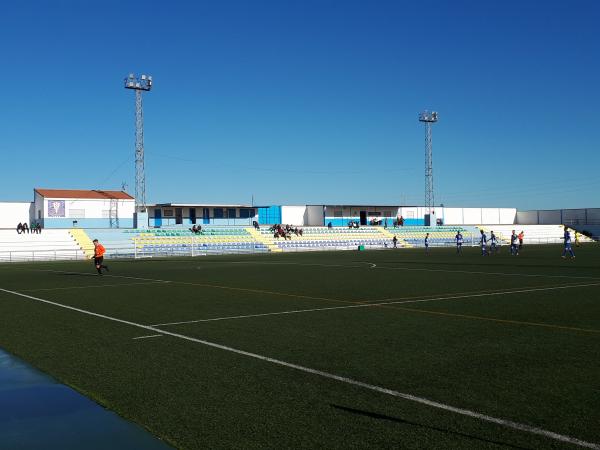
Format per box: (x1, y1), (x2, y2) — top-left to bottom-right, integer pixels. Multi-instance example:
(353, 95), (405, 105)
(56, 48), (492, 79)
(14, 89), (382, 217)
(35, 189), (134, 200)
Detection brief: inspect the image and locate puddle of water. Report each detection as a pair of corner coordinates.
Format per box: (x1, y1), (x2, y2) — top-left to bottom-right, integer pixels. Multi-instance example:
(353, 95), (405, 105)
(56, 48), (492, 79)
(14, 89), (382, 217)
(0, 349), (171, 450)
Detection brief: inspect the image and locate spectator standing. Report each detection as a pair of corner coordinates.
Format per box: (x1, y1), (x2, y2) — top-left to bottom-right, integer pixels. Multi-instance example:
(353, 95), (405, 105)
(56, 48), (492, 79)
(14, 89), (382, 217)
(392, 235), (398, 248)
(16, 223), (23, 234)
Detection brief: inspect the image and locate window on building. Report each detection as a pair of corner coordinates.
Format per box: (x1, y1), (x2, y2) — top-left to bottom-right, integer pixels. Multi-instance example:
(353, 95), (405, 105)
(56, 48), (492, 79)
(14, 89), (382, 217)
(368, 211), (381, 216)
(227, 208), (236, 219)
(239, 208), (256, 219)
(334, 209), (343, 217)
(383, 210), (392, 217)
(175, 208), (183, 225)
(69, 209), (85, 218)
(213, 208), (223, 218)
(164, 209), (174, 217)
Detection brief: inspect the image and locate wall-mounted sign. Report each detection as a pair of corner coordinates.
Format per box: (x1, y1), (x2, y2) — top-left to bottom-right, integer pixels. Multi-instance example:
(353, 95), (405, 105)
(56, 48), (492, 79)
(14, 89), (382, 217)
(48, 200), (65, 217)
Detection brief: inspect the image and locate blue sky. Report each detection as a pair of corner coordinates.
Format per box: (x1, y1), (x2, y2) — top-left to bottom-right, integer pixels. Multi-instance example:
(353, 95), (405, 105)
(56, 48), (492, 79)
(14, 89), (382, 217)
(0, 0), (598, 209)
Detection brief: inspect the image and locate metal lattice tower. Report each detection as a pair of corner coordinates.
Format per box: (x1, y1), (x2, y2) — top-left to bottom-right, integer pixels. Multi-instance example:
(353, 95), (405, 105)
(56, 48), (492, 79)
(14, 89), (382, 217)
(419, 110), (438, 213)
(109, 198), (119, 228)
(124, 73), (153, 212)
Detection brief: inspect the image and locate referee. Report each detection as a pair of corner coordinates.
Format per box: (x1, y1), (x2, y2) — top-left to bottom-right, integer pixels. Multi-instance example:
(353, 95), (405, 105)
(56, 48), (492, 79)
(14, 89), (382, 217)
(92, 239), (109, 275)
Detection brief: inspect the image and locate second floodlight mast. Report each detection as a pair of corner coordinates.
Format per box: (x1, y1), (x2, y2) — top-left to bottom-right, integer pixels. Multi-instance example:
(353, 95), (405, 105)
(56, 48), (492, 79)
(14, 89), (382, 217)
(124, 73), (152, 227)
(419, 110), (438, 226)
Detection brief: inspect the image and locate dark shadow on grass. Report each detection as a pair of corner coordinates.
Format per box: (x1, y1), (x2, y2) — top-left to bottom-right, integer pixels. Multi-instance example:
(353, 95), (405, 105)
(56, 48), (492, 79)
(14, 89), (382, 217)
(330, 404), (532, 449)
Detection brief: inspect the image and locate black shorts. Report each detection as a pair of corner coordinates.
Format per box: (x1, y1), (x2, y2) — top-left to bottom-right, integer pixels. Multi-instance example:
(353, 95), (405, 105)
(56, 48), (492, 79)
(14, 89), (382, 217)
(94, 256), (104, 265)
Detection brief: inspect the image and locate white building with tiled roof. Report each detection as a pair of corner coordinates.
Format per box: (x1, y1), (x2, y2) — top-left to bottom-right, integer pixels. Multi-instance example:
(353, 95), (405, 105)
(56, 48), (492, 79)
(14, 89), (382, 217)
(33, 189), (135, 229)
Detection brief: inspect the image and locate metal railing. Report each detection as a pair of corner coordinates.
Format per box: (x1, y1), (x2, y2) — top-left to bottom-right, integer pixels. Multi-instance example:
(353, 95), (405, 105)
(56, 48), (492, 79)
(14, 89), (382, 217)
(0, 236), (596, 263)
(0, 250), (87, 262)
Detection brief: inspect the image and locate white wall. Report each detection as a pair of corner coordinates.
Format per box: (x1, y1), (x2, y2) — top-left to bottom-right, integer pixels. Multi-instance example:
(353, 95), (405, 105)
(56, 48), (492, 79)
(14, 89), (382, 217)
(399, 206), (418, 220)
(43, 198), (135, 220)
(443, 208), (463, 224)
(462, 208), (482, 224)
(281, 205), (307, 225)
(305, 205), (324, 226)
(443, 207), (517, 225)
(481, 208), (499, 224)
(499, 208), (517, 224)
(0, 202), (33, 228)
(34, 191), (44, 223)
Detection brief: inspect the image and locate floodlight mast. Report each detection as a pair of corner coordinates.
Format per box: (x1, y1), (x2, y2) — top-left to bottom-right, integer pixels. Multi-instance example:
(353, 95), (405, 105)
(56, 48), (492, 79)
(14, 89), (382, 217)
(418, 111), (438, 215)
(124, 73), (152, 213)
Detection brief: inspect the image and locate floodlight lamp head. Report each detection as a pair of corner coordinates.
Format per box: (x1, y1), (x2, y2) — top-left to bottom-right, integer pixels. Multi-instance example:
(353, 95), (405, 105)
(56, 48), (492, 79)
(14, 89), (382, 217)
(419, 110), (439, 123)
(124, 73), (153, 91)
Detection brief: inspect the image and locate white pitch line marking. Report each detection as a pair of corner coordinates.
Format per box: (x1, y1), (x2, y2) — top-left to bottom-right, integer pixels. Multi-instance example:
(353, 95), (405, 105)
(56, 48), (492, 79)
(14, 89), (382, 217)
(22, 281), (170, 292)
(33, 264), (600, 290)
(366, 263), (600, 280)
(151, 282), (600, 328)
(33, 269), (173, 283)
(132, 334), (163, 340)
(1, 287), (598, 449)
(195, 259), (600, 280)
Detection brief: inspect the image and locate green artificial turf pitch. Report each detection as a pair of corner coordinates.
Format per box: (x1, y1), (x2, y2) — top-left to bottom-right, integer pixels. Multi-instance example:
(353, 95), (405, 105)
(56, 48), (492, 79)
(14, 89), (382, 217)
(0, 245), (599, 449)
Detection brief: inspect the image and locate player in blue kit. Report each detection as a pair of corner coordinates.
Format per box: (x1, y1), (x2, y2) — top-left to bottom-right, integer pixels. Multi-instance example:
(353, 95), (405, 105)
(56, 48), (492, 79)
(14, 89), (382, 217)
(455, 231), (463, 254)
(479, 230), (488, 256)
(562, 226), (575, 259)
(489, 231), (499, 254)
(510, 230), (519, 256)
(424, 233), (430, 254)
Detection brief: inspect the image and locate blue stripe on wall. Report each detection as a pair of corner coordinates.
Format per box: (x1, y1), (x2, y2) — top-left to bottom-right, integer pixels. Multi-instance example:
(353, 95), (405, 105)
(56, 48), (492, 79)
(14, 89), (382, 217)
(44, 218), (134, 228)
(150, 217), (257, 227)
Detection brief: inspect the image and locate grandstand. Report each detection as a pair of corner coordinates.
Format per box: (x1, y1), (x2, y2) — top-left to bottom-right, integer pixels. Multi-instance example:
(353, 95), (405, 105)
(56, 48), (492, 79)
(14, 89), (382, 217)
(0, 193), (596, 261)
(131, 227), (269, 256)
(257, 226), (395, 251)
(0, 224), (594, 262)
(0, 229), (85, 262)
